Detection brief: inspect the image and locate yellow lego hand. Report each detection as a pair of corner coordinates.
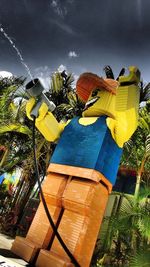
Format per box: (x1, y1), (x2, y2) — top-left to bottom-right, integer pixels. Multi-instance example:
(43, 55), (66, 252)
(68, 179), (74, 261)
(26, 97), (64, 141)
(36, 103), (49, 122)
(26, 97), (36, 120)
(26, 98), (49, 121)
(119, 66), (140, 85)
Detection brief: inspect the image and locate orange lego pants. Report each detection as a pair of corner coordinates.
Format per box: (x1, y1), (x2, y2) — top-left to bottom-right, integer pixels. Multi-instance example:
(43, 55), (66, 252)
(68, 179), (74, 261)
(11, 169), (110, 267)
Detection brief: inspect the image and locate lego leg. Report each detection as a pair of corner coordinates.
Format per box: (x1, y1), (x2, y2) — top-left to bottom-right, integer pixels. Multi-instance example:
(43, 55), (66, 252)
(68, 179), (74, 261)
(36, 177), (109, 267)
(11, 172), (68, 263)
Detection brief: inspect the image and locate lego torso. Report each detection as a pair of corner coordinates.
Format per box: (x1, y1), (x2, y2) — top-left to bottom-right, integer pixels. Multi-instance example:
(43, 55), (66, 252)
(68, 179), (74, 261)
(50, 116), (122, 185)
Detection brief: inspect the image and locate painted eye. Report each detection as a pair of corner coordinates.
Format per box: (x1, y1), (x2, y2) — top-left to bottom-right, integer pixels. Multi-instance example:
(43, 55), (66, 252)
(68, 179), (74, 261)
(91, 89), (99, 97)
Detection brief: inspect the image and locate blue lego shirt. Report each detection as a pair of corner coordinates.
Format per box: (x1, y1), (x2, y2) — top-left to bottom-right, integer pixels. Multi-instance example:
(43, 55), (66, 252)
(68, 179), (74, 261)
(50, 116), (122, 185)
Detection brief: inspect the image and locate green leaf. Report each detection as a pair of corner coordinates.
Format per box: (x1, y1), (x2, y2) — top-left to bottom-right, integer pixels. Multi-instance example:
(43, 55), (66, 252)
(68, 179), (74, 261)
(145, 134), (150, 156)
(130, 249), (150, 267)
(138, 215), (150, 238)
(0, 124), (31, 135)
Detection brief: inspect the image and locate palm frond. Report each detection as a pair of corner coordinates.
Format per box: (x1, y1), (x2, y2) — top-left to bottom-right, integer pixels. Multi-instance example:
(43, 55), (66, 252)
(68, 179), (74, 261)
(14, 88), (29, 100)
(67, 91), (78, 107)
(145, 134), (150, 157)
(0, 124), (31, 135)
(137, 215), (150, 238)
(139, 117), (149, 132)
(103, 65), (114, 79)
(51, 72), (63, 94)
(64, 73), (74, 87)
(138, 186), (150, 200)
(140, 82), (150, 102)
(116, 68), (125, 80)
(57, 103), (73, 113)
(129, 248), (150, 267)
(124, 139), (134, 152)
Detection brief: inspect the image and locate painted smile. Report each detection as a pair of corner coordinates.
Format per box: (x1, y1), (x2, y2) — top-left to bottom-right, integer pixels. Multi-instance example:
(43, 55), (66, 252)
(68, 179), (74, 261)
(84, 96), (100, 111)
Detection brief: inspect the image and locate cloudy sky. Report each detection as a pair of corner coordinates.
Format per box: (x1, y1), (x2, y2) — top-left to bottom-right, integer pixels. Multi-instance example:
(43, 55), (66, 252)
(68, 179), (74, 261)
(0, 0), (150, 82)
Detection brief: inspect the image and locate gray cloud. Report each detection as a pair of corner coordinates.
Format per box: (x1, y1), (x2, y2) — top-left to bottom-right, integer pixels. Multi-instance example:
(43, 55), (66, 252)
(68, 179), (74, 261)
(0, 0), (150, 81)
(68, 51), (78, 58)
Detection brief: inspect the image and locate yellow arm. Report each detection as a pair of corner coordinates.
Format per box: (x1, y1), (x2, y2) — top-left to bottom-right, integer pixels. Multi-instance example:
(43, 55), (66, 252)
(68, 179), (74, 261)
(107, 66), (140, 147)
(26, 98), (66, 142)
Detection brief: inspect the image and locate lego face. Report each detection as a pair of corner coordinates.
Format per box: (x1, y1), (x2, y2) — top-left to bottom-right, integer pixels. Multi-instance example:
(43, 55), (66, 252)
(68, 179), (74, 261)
(82, 88), (116, 118)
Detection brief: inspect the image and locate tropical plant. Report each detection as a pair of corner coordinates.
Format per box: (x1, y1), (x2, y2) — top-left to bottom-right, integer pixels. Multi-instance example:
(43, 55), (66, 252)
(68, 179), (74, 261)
(121, 101), (150, 198)
(0, 75), (51, 234)
(129, 249), (150, 267)
(91, 187), (150, 266)
(91, 74), (150, 266)
(139, 80), (150, 103)
(0, 76), (32, 174)
(48, 69), (84, 121)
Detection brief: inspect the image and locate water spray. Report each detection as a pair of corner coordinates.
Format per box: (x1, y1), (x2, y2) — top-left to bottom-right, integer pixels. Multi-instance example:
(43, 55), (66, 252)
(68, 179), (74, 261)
(0, 25), (34, 81)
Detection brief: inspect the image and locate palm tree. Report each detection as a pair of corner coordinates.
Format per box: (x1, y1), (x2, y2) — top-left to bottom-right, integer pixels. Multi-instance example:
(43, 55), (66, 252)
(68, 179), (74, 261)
(47, 69), (84, 121)
(103, 66), (115, 79)
(0, 75), (51, 234)
(139, 81), (150, 103)
(103, 65), (125, 80)
(121, 101), (150, 198)
(0, 76), (32, 173)
(92, 187), (150, 266)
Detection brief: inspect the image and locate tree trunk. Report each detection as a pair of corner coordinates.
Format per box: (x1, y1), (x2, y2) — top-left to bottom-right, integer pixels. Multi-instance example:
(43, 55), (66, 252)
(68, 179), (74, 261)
(0, 148), (9, 168)
(11, 175), (24, 208)
(134, 156), (146, 198)
(16, 181), (36, 225)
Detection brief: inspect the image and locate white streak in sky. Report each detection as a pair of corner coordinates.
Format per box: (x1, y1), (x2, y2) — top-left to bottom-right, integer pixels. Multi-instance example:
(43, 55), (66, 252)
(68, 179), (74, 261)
(0, 26), (33, 80)
(50, 18), (77, 36)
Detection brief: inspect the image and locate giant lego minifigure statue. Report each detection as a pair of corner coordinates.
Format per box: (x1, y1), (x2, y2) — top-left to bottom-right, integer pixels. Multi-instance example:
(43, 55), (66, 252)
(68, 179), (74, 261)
(11, 66), (140, 267)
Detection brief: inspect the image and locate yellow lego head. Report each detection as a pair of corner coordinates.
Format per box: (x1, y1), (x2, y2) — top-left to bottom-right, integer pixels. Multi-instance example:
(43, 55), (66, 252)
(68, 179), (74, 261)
(76, 73), (118, 118)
